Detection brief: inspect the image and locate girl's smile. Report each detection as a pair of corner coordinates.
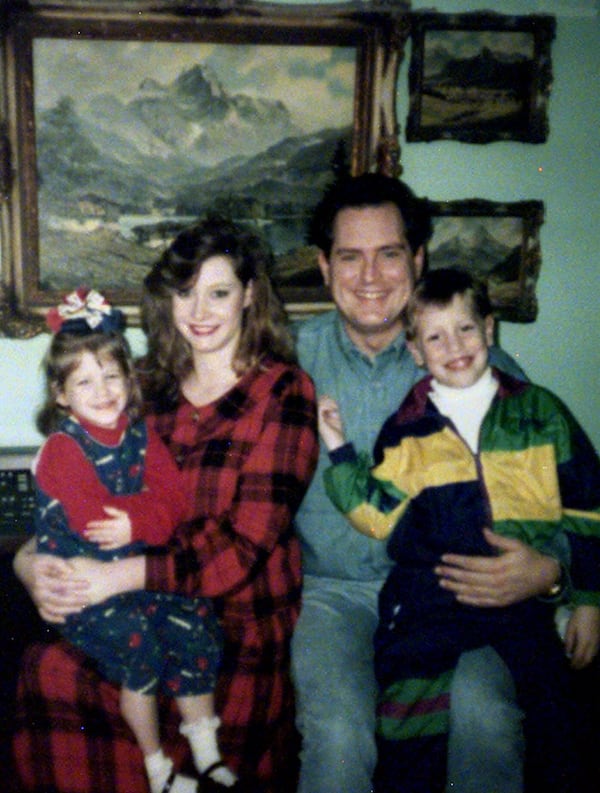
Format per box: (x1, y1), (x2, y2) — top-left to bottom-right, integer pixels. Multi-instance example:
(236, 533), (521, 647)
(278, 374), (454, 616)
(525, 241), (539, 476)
(57, 350), (128, 429)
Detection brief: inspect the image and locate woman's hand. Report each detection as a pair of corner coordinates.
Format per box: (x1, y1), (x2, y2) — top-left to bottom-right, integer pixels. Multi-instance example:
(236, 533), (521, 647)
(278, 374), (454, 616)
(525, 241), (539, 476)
(434, 528), (560, 607)
(69, 554), (146, 605)
(68, 556), (122, 605)
(14, 540), (90, 624)
(14, 539), (146, 620)
(564, 605), (600, 669)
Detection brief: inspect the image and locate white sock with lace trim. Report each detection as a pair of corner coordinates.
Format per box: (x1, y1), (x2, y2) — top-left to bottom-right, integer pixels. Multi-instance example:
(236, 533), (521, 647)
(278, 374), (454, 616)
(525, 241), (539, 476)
(144, 749), (198, 793)
(180, 716), (238, 787)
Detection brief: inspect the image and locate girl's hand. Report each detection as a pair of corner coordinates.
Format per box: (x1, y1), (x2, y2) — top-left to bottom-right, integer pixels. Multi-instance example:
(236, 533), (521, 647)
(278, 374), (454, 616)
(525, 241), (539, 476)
(318, 395), (346, 451)
(85, 506), (132, 549)
(564, 605), (600, 669)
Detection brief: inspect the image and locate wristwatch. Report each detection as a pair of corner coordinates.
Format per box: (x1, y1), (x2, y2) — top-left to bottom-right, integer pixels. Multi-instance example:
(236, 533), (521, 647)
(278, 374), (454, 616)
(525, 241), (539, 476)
(546, 566), (566, 600)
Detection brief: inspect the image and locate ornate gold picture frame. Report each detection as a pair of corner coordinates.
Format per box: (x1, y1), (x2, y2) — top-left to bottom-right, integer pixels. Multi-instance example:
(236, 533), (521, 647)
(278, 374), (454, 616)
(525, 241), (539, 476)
(0, 1), (409, 335)
(407, 12), (555, 145)
(427, 198), (545, 322)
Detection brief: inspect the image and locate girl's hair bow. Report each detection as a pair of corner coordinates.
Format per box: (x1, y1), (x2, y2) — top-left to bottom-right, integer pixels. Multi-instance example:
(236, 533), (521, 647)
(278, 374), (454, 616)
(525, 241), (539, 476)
(46, 288), (125, 335)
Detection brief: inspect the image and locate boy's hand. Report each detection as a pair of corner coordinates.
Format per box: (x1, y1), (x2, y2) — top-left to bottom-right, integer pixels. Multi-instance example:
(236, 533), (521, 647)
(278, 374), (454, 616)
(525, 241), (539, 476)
(564, 605), (600, 669)
(85, 506), (132, 549)
(318, 395), (346, 451)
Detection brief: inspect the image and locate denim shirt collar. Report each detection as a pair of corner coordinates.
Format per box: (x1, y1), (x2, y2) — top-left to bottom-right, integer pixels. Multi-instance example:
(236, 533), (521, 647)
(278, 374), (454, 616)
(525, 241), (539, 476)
(333, 312), (409, 369)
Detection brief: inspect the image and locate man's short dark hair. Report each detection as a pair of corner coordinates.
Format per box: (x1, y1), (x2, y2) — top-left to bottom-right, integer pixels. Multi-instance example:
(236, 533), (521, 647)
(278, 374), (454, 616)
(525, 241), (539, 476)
(308, 172), (432, 258)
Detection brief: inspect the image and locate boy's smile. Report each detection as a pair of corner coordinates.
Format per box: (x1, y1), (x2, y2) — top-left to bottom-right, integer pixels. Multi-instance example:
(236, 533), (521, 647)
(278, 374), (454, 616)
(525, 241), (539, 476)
(408, 293), (494, 389)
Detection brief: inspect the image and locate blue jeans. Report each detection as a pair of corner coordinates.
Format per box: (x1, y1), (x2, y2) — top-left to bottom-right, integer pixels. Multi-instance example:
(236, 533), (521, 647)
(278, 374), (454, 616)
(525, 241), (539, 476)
(292, 576), (380, 793)
(292, 575), (525, 793)
(448, 646), (524, 793)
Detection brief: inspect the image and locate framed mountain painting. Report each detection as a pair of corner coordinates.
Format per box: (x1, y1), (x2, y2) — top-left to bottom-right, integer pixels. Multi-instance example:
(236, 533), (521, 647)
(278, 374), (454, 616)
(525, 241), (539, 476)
(0, 1), (409, 333)
(406, 12), (555, 144)
(426, 198), (545, 322)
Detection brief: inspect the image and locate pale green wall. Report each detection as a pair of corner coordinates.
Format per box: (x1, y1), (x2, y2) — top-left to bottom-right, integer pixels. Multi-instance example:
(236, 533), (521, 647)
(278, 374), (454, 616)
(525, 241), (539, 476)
(402, 0), (600, 452)
(1, 0), (599, 450)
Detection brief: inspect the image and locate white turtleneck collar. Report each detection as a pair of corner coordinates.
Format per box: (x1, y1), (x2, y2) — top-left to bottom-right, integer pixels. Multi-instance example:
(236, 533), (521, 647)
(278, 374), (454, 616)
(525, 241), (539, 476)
(429, 367), (499, 452)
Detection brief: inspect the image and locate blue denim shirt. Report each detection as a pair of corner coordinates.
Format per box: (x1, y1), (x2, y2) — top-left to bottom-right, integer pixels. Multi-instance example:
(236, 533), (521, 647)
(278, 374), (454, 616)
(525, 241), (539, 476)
(294, 310), (526, 582)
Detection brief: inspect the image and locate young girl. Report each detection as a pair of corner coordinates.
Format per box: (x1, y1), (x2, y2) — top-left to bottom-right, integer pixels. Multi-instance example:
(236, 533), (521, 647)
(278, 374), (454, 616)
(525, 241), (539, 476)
(34, 288), (240, 793)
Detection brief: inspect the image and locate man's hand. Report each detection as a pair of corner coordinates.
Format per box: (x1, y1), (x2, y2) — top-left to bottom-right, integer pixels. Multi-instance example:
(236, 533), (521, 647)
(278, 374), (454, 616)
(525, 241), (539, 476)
(434, 528), (560, 607)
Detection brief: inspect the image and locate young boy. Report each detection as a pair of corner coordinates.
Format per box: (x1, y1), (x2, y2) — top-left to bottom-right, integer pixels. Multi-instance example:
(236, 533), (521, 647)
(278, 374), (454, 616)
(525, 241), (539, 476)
(318, 267), (600, 793)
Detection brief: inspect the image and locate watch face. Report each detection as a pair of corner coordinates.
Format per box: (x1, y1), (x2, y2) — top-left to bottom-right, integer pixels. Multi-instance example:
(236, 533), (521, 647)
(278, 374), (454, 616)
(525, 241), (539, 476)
(547, 567), (564, 599)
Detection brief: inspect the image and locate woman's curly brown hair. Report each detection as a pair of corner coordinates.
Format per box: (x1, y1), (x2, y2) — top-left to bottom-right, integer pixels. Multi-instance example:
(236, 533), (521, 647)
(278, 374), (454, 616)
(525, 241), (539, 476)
(140, 215), (296, 411)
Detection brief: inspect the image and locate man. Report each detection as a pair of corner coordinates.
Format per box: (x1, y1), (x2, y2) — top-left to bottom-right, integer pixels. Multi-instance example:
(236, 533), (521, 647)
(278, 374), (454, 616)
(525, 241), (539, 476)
(292, 173), (565, 793)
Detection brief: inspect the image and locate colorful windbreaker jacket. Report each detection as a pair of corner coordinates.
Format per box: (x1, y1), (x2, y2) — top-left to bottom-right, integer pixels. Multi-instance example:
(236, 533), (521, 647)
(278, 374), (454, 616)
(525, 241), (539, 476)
(324, 370), (600, 610)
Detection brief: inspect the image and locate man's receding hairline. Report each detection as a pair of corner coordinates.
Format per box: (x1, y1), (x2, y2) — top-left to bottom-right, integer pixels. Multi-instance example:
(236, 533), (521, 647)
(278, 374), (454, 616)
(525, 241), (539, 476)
(331, 202), (408, 249)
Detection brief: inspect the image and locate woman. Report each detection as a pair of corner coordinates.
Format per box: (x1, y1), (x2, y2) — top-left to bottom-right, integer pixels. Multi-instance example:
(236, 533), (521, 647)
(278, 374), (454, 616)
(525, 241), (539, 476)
(13, 217), (319, 793)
